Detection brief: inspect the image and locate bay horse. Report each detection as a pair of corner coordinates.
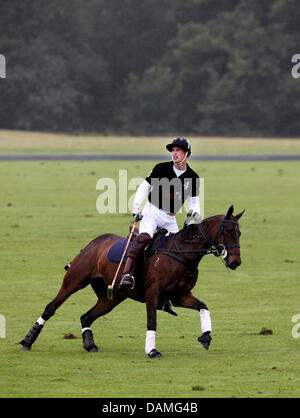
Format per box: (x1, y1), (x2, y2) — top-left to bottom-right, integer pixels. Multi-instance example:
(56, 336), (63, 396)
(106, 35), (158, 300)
(20, 205), (244, 358)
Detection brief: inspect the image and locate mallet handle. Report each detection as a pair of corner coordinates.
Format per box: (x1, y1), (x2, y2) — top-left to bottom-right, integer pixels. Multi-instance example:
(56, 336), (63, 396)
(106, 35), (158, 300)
(107, 218), (138, 299)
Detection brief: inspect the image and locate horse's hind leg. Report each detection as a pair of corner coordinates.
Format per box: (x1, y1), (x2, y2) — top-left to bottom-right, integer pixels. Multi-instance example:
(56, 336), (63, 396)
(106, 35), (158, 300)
(20, 268), (90, 351)
(80, 280), (125, 353)
(172, 292), (212, 350)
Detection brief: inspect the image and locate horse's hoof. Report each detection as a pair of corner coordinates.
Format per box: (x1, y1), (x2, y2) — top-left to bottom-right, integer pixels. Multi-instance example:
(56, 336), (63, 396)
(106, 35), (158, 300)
(162, 300), (178, 316)
(87, 344), (100, 353)
(198, 332), (212, 350)
(147, 348), (162, 359)
(20, 343), (31, 351)
(82, 329), (100, 352)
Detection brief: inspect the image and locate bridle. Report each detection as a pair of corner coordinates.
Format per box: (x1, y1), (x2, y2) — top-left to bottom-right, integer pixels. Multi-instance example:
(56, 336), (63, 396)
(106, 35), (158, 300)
(215, 217), (241, 258)
(195, 216), (241, 260)
(155, 215), (241, 270)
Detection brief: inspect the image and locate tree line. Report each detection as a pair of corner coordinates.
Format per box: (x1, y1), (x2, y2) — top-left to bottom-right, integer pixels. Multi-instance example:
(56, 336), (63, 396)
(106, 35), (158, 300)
(0, 0), (299, 136)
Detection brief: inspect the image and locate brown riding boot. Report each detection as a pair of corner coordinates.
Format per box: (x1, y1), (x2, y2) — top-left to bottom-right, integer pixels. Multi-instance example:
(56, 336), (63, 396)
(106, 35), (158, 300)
(119, 232), (151, 290)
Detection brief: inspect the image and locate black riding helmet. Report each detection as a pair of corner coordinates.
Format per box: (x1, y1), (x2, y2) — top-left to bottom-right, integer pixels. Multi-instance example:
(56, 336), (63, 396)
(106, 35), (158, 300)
(166, 137), (191, 157)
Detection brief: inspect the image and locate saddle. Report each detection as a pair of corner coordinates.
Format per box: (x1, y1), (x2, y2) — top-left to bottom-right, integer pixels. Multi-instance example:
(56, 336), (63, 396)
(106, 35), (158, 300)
(107, 227), (169, 264)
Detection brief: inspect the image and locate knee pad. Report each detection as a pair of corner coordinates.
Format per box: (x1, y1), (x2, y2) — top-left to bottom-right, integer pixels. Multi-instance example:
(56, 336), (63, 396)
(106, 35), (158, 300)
(128, 233), (151, 260)
(136, 232), (151, 244)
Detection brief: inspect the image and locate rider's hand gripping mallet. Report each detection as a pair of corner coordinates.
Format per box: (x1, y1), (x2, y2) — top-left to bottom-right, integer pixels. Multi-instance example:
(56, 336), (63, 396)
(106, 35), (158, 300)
(107, 214), (139, 300)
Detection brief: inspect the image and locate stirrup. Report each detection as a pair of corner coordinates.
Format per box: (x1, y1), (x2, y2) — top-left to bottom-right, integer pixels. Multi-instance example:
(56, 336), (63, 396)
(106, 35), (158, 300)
(119, 273), (135, 290)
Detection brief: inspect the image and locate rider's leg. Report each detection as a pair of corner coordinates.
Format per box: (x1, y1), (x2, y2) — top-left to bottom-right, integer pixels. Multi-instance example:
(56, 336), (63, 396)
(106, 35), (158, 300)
(118, 232), (152, 290)
(123, 203), (179, 309)
(154, 208), (179, 314)
(119, 204), (157, 291)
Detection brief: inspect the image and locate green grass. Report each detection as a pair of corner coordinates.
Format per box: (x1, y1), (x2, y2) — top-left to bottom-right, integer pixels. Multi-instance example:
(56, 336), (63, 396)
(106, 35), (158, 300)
(1, 129), (300, 154)
(0, 132), (300, 398)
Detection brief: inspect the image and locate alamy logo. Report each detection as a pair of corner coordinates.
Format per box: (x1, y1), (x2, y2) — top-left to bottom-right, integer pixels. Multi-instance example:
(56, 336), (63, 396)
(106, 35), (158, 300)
(0, 314), (6, 338)
(0, 54), (6, 78)
(96, 170), (204, 218)
(291, 54), (300, 79)
(291, 314), (300, 339)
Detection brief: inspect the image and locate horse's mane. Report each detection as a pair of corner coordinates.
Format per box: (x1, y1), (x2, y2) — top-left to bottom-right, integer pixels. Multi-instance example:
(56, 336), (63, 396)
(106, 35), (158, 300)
(181, 214), (220, 232)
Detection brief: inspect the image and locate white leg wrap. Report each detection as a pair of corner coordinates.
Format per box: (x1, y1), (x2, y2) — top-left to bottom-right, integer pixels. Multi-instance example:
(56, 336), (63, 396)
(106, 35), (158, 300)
(81, 327), (92, 334)
(37, 317), (46, 326)
(200, 309), (212, 333)
(145, 330), (156, 354)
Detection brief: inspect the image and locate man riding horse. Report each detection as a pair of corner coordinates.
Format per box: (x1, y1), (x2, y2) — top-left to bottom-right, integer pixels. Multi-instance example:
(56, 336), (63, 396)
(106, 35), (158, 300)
(118, 138), (211, 349)
(119, 137), (200, 292)
(19, 138), (245, 357)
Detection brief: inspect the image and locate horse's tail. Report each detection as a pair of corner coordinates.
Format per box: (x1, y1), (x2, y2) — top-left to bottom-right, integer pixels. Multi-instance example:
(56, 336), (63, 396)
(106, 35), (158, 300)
(63, 233), (120, 272)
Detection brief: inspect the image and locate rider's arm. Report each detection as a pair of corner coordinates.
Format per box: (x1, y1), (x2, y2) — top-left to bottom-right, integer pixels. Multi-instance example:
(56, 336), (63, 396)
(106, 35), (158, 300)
(133, 180), (151, 213)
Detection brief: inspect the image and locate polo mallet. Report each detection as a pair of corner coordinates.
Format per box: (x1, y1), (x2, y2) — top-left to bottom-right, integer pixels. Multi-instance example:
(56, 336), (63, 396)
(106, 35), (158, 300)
(107, 214), (139, 300)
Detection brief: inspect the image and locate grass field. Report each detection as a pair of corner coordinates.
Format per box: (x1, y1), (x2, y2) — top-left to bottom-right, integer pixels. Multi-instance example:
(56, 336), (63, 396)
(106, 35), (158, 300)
(0, 131), (300, 398)
(1, 129), (300, 155)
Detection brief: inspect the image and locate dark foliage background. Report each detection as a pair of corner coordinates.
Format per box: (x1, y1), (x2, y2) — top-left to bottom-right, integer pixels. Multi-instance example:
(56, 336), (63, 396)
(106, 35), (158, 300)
(0, 0), (299, 135)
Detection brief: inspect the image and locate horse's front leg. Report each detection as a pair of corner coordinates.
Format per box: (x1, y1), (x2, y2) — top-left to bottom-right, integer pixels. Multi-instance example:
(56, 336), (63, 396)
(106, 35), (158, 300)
(172, 292), (212, 350)
(145, 284), (162, 359)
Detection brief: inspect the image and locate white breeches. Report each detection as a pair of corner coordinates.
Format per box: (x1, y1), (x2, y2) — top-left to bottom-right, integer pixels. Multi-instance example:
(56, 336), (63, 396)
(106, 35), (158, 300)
(139, 202), (179, 238)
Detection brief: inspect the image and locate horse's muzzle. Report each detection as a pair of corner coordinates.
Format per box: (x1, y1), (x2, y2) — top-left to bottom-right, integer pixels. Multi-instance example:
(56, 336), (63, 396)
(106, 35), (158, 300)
(226, 258), (241, 270)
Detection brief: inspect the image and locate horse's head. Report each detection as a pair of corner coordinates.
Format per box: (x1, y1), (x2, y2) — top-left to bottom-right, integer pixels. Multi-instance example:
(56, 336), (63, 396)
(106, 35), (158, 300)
(179, 206), (244, 271)
(214, 205), (245, 270)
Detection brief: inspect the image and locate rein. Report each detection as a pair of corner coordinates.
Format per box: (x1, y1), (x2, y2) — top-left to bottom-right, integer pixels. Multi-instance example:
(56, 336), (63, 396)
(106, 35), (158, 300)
(155, 215), (241, 271)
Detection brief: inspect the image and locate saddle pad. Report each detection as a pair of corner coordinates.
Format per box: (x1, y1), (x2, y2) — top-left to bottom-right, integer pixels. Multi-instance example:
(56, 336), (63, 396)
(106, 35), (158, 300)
(107, 239), (133, 264)
(107, 232), (170, 264)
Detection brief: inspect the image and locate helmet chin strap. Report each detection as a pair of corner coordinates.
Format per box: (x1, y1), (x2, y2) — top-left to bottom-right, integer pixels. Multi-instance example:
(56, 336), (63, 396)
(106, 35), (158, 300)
(173, 151), (188, 166)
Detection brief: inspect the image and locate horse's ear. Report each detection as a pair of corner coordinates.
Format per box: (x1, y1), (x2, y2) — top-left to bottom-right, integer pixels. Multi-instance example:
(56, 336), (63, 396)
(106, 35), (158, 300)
(235, 209), (245, 221)
(226, 205), (234, 219)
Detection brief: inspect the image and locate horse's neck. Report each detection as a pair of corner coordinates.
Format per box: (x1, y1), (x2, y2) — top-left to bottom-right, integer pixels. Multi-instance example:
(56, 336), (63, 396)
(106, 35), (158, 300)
(180, 216), (220, 248)
(176, 224), (208, 250)
(200, 216), (221, 242)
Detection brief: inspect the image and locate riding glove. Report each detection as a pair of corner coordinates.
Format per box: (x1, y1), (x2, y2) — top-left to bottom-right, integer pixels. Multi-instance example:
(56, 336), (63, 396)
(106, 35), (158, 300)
(133, 211), (143, 222)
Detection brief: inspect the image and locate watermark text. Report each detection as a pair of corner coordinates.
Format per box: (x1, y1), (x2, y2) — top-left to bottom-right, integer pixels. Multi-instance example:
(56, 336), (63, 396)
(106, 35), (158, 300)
(291, 54), (300, 79)
(96, 170), (204, 217)
(292, 314), (300, 338)
(0, 54), (6, 78)
(0, 314), (6, 338)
